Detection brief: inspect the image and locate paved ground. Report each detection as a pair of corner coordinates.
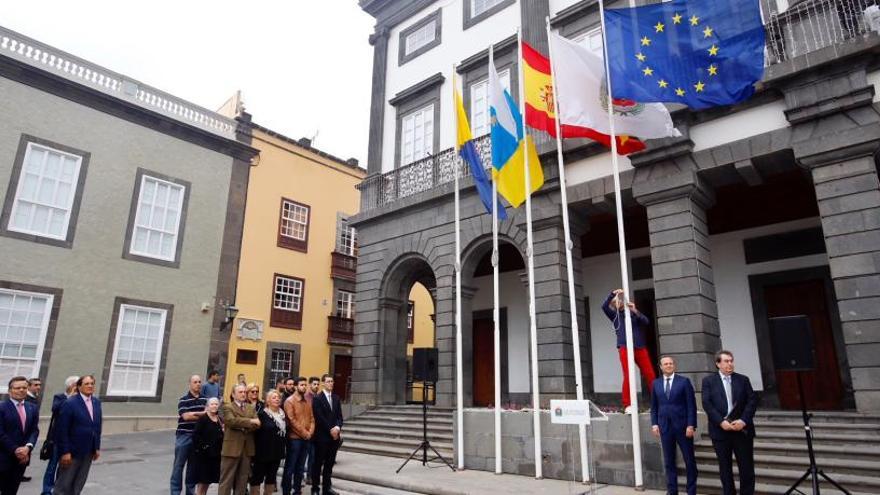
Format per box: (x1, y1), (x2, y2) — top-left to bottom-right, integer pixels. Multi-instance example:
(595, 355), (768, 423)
(17, 430), (661, 495)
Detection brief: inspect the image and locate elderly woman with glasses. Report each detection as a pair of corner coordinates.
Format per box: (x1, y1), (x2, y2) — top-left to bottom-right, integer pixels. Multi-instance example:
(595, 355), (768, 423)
(192, 397), (224, 495)
(249, 390), (286, 495)
(245, 383), (264, 414)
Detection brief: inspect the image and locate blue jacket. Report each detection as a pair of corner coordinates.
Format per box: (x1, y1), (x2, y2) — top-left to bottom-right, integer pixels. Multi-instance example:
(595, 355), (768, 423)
(0, 399), (40, 471)
(701, 372), (758, 440)
(56, 394), (102, 458)
(650, 374), (697, 433)
(601, 291), (650, 348)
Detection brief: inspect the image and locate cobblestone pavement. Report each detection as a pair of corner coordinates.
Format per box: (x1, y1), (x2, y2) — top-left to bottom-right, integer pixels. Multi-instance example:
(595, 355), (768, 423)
(18, 430), (659, 495)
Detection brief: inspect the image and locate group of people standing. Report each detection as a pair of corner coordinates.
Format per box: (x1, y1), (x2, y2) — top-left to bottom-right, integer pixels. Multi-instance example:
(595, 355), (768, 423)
(172, 371), (344, 495)
(603, 289), (760, 495)
(0, 374), (102, 495)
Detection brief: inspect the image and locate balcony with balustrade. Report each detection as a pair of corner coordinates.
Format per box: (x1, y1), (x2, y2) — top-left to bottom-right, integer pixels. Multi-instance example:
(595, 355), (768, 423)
(327, 315), (355, 345)
(331, 251), (358, 281)
(356, 0), (880, 216)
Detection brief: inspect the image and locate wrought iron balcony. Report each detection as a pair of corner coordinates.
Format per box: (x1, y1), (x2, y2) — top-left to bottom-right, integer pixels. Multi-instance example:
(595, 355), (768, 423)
(331, 251), (357, 280)
(327, 315), (354, 345)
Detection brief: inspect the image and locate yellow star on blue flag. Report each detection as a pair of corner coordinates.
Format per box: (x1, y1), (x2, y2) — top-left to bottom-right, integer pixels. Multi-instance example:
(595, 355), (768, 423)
(603, 0), (765, 109)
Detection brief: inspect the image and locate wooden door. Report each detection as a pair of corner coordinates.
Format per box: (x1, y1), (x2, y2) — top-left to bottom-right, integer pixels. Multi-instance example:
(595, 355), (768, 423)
(472, 318), (495, 407)
(764, 279), (843, 410)
(333, 355), (352, 402)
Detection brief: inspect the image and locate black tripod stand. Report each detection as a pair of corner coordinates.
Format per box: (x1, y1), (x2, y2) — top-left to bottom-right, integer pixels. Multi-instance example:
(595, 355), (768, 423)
(396, 381), (456, 473)
(784, 373), (850, 495)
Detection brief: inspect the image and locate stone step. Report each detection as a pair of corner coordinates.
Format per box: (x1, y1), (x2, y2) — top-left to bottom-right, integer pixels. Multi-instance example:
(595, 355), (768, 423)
(345, 418), (453, 432)
(753, 411), (880, 424)
(368, 405), (455, 413)
(334, 478), (425, 495)
(344, 432), (453, 451)
(340, 440), (454, 459)
(681, 476), (876, 495)
(357, 412), (454, 423)
(734, 429), (880, 443)
(694, 440), (880, 461)
(694, 451), (880, 476)
(345, 424), (454, 441)
(693, 463), (880, 492)
(365, 406), (454, 415)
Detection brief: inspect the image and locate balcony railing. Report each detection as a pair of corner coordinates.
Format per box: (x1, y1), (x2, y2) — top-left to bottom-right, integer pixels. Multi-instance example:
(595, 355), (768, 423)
(358, 1), (880, 213)
(0, 26), (238, 139)
(331, 251), (357, 280)
(327, 315), (354, 345)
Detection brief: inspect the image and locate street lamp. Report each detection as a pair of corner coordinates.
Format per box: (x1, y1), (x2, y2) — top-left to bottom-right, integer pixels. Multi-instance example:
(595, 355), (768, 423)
(220, 304), (239, 332)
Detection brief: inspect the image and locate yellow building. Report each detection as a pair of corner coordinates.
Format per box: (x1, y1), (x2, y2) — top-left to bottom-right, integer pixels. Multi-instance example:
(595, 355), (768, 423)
(225, 122), (365, 399)
(407, 282), (435, 402)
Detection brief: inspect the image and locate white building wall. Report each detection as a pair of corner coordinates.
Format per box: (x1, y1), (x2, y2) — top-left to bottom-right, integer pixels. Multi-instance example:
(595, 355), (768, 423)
(382, 0), (521, 173)
(549, 0), (582, 17)
(583, 218), (828, 393)
(471, 271), (531, 393)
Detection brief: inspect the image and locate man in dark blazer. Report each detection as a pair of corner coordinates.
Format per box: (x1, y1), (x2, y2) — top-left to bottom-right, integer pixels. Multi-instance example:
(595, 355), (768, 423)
(651, 356), (698, 495)
(701, 350), (759, 495)
(54, 375), (102, 495)
(311, 374), (343, 495)
(0, 376), (40, 495)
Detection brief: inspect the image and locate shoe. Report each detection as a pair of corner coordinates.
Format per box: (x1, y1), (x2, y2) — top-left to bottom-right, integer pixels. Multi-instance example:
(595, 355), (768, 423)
(305, 477), (311, 485)
(624, 406), (634, 414)
(21, 476), (31, 482)
(323, 490), (338, 495)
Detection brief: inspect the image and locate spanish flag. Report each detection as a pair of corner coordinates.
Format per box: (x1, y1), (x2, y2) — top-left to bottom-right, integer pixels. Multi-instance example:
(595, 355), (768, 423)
(522, 41), (646, 155)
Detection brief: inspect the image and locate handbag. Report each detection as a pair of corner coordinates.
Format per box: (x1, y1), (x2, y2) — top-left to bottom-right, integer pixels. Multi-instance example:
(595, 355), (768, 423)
(39, 412), (57, 460)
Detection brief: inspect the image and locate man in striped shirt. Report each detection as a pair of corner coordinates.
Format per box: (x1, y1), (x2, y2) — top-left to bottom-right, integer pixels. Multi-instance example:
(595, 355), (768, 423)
(171, 375), (207, 495)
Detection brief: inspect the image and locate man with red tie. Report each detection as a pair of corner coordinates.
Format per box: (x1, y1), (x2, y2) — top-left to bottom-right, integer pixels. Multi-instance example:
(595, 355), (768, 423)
(54, 375), (102, 495)
(0, 376), (40, 495)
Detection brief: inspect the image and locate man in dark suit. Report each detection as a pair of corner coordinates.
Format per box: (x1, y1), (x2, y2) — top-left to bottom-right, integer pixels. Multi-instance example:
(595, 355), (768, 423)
(311, 374), (343, 495)
(701, 350), (758, 495)
(54, 375), (102, 495)
(41, 375), (79, 495)
(651, 356), (698, 495)
(0, 376), (40, 495)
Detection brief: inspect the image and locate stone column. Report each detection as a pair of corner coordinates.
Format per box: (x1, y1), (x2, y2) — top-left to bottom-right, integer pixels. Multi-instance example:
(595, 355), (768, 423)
(635, 172), (721, 392)
(366, 26), (389, 176)
(433, 275), (455, 408)
(800, 145), (880, 411)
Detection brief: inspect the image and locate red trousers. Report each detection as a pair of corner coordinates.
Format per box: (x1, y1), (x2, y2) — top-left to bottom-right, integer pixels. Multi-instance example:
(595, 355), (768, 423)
(618, 347), (657, 408)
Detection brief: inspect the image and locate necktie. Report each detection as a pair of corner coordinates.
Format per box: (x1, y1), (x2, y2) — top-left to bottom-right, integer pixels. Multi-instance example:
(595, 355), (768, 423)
(723, 375), (733, 416)
(665, 377), (671, 399)
(84, 396), (94, 421)
(17, 401), (26, 432)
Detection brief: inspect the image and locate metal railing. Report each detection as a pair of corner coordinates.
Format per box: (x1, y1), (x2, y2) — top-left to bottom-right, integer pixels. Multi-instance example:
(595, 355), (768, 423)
(357, 1), (880, 213)
(0, 26), (238, 140)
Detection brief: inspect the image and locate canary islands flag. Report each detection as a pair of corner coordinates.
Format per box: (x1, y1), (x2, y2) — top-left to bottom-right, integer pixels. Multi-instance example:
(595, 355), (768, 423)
(455, 86), (506, 220)
(490, 58), (544, 208)
(603, 0), (765, 109)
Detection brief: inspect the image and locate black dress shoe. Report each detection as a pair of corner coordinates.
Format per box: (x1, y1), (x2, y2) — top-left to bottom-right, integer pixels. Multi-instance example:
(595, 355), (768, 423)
(323, 490), (338, 495)
(21, 476), (31, 482)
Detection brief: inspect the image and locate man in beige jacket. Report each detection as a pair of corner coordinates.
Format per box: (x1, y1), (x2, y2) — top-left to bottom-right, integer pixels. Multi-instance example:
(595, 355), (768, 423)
(281, 377), (314, 495)
(219, 384), (260, 495)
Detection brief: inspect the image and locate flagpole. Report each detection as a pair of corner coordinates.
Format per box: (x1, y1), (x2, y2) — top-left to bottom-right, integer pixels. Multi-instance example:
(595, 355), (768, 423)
(545, 17), (590, 485)
(452, 64), (465, 472)
(597, 0), (643, 488)
(516, 26), (543, 480)
(489, 45), (503, 477)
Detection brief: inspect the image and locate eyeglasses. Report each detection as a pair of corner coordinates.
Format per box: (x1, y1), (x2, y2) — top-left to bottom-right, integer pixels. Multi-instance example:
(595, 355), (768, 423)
(249, 390), (259, 394)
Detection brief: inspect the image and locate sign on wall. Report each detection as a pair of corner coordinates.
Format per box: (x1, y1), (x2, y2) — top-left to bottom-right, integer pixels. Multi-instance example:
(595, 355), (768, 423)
(237, 319), (264, 341)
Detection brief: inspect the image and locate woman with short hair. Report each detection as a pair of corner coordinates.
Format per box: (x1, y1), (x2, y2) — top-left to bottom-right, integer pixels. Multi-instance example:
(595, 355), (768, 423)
(192, 397), (224, 495)
(249, 390), (286, 495)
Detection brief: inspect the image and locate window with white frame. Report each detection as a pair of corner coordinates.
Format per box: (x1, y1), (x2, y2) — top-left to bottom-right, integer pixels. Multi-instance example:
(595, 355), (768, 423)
(130, 175), (185, 261)
(336, 290), (355, 319)
(405, 19), (437, 55)
(7, 142), (83, 240)
(574, 27), (604, 57)
(106, 304), (167, 396)
(0, 288), (52, 387)
(470, 69), (511, 137)
(280, 200), (309, 241)
(274, 276), (303, 312)
(400, 104), (434, 166)
(472, 0), (506, 17)
(337, 218), (357, 256)
(268, 349), (295, 390)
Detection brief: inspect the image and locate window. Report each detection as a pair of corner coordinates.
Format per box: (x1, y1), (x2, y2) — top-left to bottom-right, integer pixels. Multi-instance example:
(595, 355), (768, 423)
(470, 69), (511, 137)
(7, 142), (83, 241)
(337, 217), (357, 256)
(130, 175), (186, 262)
(336, 290), (355, 319)
(472, 0), (506, 17)
(401, 104), (434, 166)
(267, 349), (294, 390)
(271, 274), (304, 329)
(399, 10), (442, 65)
(106, 304), (167, 397)
(574, 27), (604, 57)
(407, 300), (415, 343)
(236, 349), (258, 365)
(0, 288), (53, 387)
(278, 199), (310, 252)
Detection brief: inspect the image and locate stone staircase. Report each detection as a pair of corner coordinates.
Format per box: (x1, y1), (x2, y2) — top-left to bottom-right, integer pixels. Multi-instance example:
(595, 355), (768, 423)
(340, 405), (455, 461)
(684, 410), (880, 495)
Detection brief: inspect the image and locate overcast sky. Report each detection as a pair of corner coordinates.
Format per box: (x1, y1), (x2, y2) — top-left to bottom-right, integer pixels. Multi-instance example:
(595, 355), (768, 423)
(1, 1), (375, 165)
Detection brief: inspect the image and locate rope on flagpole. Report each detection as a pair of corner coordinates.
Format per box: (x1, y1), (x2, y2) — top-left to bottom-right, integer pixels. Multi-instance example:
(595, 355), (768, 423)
(597, 0), (644, 488)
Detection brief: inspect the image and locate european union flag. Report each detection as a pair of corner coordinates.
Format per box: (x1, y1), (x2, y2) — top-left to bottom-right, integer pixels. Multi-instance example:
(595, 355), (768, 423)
(603, 0), (765, 110)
